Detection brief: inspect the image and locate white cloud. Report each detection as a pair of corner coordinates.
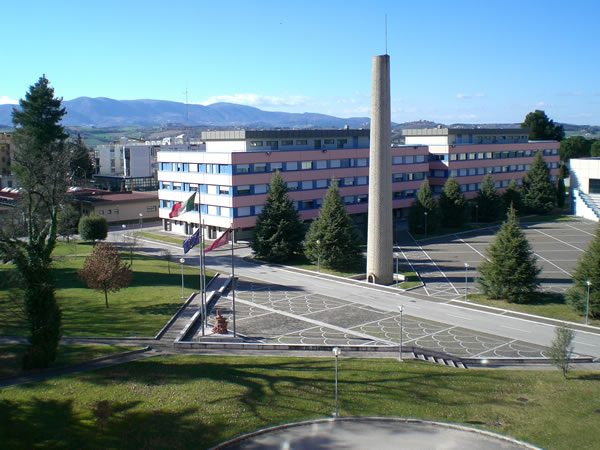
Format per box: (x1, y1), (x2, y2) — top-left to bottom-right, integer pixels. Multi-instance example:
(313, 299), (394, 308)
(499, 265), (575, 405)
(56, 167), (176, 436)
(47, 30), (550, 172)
(456, 93), (485, 99)
(197, 93), (310, 107)
(0, 96), (18, 105)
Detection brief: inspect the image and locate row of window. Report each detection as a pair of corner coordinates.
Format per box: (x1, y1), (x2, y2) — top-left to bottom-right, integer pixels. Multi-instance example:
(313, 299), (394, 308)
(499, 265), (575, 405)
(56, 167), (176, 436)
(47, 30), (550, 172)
(444, 148), (558, 162)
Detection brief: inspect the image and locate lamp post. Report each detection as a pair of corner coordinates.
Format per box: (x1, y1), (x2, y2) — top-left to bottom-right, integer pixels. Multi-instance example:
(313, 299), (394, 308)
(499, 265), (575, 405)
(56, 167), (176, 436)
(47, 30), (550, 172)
(180, 258), (186, 298)
(475, 204), (479, 224)
(424, 211), (428, 236)
(585, 280), (591, 325)
(316, 239), (321, 273)
(332, 347), (341, 417)
(398, 305), (403, 361)
(138, 213), (143, 230)
(464, 262), (469, 302)
(395, 245), (399, 287)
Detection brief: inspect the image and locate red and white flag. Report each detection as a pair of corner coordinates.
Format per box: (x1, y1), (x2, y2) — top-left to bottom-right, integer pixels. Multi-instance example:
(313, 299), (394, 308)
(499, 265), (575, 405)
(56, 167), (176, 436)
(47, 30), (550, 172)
(169, 192), (196, 218)
(204, 228), (231, 253)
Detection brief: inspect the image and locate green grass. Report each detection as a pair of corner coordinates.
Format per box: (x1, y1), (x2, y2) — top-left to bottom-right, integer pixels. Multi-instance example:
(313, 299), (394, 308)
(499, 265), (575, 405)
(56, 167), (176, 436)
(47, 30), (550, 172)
(52, 240), (94, 257)
(0, 253), (214, 338)
(135, 231), (187, 246)
(0, 355), (599, 449)
(468, 292), (599, 326)
(396, 271), (421, 289)
(0, 344), (142, 379)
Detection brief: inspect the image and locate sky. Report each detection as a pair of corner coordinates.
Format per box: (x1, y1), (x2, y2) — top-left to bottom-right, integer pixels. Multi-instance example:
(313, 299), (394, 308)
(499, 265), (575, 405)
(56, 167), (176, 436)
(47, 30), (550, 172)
(2, 0), (599, 125)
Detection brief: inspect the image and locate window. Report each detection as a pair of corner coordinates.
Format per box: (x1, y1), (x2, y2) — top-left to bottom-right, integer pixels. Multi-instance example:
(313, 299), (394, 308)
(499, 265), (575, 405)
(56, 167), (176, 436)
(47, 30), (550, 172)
(405, 155), (414, 164)
(357, 176), (367, 185)
(208, 205), (218, 215)
(485, 152), (493, 159)
(315, 160), (327, 169)
(458, 153), (466, 161)
(343, 177), (354, 186)
(254, 205), (264, 215)
(393, 156), (403, 164)
(458, 168), (467, 176)
(301, 161), (313, 170)
(393, 173), (403, 182)
(266, 141), (278, 150)
(235, 164), (249, 174)
(355, 158), (367, 167)
(254, 163), (267, 173)
(415, 155), (426, 163)
(221, 207), (231, 217)
(114, 209), (119, 215)
(254, 184), (267, 194)
(344, 196), (354, 204)
(324, 139), (334, 144)
(315, 179), (327, 188)
(236, 185), (250, 195)
(189, 184), (199, 192)
(287, 181), (298, 190)
(250, 141), (263, 147)
(106, 209), (111, 215)
(296, 140), (307, 145)
(282, 140), (293, 146)
(415, 172), (425, 180)
(477, 167), (485, 175)
(286, 161), (298, 171)
(173, 182), (182, 191)
(302, 180), (313, 190)
(450, 154), (458, 161)
(477, 152), (484, 160)
(357, 194), (367, 203)
(189, 163), (198, 172)
(219, 186), (231, 195)
(270, 162), (282, 172)
(237, 206), (251, 217)
(207, 185), (217, 195)
(467, 153), (476, 160)
(330, 159), (341, 168)
(146, 206), (157, 212)
(99, 210), (104, 215)
(337, 139), (347, 148)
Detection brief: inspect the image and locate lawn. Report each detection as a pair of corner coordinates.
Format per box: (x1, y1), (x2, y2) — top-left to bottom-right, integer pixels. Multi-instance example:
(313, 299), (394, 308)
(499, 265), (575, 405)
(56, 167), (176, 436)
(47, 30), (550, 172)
(0, 344), (142, 379)
(0, 253), (214, 338)
(135, 231), (187, 246)
(0, 355), (598, 449)
(468, 292), (599, 326)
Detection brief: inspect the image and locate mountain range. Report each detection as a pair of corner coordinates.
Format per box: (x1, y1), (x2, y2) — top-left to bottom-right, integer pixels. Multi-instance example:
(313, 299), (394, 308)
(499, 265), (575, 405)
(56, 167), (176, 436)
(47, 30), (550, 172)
(0, 97), (371, 128)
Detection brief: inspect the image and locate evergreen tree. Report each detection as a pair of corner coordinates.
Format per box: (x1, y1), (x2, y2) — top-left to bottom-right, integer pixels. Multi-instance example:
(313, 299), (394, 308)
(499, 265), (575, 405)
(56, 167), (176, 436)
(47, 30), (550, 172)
(304, 180), (361, 270)
(0, 76), (70, 369)
(474, 174), (503, 222)
(439, 175), (467, 228)
(566, 225), (600, 319)
(521, 110), (565, 141)
(502, 179), (524, 214)
(556, 176), (566, 208)
(57, 203), (80, 242)
(477, 206), (540, 303)
(522, 152), (556, 214)
(408, 180), (440, 234)
(251, 171), (305, 262)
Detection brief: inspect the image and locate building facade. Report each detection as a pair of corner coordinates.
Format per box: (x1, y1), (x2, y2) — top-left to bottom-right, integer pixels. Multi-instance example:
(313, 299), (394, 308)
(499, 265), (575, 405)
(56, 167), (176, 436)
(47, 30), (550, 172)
(0, 133), (14, 189)
(403, 128), (560, 198)
(68, 189), (159, 224)
(157, 128), (560, 239)
(569, 157), (600, 222)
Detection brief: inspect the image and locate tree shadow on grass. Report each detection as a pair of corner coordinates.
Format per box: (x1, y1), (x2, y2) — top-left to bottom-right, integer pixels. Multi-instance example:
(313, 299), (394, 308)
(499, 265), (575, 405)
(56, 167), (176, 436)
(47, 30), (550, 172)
(136, 303), (182, 315)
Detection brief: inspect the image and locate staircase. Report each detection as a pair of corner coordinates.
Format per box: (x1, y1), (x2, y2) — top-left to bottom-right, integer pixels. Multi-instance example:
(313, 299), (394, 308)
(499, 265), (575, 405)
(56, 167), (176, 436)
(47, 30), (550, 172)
(576, 190), (600, 221)
(413, 351), (467, 369)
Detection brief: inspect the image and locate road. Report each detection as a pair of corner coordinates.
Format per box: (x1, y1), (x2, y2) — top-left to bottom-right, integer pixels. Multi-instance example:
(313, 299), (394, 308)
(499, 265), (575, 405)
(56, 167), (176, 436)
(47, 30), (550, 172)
(111, 228), (600, 359)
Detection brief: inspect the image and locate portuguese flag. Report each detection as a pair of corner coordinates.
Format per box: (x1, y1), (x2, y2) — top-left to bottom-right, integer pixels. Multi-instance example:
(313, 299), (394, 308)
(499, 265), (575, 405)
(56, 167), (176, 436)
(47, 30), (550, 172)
(169, 192), (196, 218)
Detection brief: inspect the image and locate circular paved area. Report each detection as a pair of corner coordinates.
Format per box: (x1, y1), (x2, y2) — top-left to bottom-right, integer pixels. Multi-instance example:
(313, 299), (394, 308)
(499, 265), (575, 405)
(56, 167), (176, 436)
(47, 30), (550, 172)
(215, 418), (537, 449)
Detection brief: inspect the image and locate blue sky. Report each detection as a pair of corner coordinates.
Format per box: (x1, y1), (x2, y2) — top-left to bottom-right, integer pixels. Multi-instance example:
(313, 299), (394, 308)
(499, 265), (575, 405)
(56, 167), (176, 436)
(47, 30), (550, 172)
(2, 0), (599, 124)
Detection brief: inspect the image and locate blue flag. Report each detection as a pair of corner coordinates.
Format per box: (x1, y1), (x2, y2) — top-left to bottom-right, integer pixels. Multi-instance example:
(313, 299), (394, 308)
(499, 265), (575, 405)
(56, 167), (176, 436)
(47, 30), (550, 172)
(183, 228), (200, 254)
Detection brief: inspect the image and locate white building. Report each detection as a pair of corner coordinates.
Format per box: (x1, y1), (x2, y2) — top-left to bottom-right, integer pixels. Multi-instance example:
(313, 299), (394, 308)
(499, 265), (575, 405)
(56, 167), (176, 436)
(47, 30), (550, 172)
(570, 158), (600, 222)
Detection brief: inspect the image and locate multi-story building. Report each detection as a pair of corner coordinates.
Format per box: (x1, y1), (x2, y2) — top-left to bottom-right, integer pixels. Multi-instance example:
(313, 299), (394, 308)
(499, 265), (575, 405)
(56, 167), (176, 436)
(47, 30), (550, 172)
(94, 137), (204, 192)
(0, 133), (14, 189)
(403, 128), (560, 198)
(158, 129), (428, 239)
(157, 128), (560, 239)
(569, 157), (600, 222)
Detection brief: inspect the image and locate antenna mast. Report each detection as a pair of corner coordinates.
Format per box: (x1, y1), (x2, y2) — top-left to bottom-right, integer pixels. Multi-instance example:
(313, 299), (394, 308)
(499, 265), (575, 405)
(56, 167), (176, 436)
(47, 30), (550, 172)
(385, 14), (388, 55)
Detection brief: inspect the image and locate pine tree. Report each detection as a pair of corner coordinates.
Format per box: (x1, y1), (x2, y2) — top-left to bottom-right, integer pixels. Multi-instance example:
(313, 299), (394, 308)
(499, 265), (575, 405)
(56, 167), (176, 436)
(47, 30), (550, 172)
(439, 175), (467, 228)
(477, 206), (540, 303)
(566, 225), (600, 319)
(408, 180), (440, 234)
(474, 174), (503, 222)
(304, 180), (361, 270)
(556, 176), (566, 208)
(0, 76), (71, 369)
(502, 179), (524, 214)
(522, 152), (556, 214)
(251, 171), (305, 262)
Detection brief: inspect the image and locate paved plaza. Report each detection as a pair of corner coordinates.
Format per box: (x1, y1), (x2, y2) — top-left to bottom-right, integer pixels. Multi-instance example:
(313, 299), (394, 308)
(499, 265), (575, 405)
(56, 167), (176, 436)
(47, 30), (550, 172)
(398, 217), (596, 301)
(211, 278), (566, 360)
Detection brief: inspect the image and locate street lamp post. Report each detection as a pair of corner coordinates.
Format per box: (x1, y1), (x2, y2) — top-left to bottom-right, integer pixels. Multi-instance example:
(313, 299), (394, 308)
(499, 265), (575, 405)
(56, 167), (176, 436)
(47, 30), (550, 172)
(395, 245), (399, 287)
(586, 280), (591, 325)
(332, 347), (341, 417)
(138, 213), (143, 230)
(180, 258), (186, 298)
(464, 262), (469, 302)
(424, 211), (428, 236)
(316, 239), (321, 273)
(398, 305), (403, 361)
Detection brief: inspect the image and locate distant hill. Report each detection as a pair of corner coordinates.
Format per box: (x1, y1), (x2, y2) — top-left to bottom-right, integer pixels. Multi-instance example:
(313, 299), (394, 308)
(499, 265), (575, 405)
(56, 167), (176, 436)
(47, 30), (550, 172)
(0, 97), (370, 129)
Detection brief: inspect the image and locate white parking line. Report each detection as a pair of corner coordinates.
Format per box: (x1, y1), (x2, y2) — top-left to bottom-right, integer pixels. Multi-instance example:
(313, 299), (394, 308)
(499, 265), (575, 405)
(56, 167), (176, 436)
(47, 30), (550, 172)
(472, 339), (518, 358)
(573, 341), (596, 347)
(457, 236), (490, 262)
(408, 239), (461, 296)
(565, 223), (595, 236)
(534, 228), (586, 252)
(533, 252), (572, 276)
(501, 325), (531, 333)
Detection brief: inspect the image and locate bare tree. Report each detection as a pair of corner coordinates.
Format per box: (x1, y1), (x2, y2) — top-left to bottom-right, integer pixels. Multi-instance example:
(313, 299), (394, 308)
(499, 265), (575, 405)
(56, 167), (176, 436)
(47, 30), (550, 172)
(78, 243), (132, 308)
(160, 248), (173, 274)
(550, 324), (575, 378)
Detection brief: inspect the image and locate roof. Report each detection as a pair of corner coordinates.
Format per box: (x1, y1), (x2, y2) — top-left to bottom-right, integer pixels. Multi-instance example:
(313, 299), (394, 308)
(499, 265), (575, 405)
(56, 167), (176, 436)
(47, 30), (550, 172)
(201, 129), (370, 141)
(70, 190), (158, 205)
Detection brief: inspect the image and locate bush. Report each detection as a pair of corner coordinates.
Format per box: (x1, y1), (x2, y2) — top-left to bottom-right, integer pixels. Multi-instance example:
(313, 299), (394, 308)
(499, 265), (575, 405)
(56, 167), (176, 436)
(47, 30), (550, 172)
(78, 215), (108, 244)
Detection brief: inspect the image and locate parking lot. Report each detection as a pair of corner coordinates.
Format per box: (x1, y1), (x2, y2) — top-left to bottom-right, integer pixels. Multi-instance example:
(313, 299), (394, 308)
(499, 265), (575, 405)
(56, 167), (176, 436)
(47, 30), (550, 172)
(399, 217), (597, 301)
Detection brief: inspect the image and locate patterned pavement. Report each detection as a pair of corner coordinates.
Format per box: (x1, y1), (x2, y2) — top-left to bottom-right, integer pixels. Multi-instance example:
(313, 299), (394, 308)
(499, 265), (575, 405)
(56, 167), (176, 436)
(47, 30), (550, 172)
(209, 279), (566, 359)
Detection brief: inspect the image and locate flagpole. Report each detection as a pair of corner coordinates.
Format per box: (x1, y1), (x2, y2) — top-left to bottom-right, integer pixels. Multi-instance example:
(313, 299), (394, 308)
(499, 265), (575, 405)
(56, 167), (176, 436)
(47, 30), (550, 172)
(232, 228), (236, 337)
(202, 219), (207, 335)
(198, 196), (205, 337)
